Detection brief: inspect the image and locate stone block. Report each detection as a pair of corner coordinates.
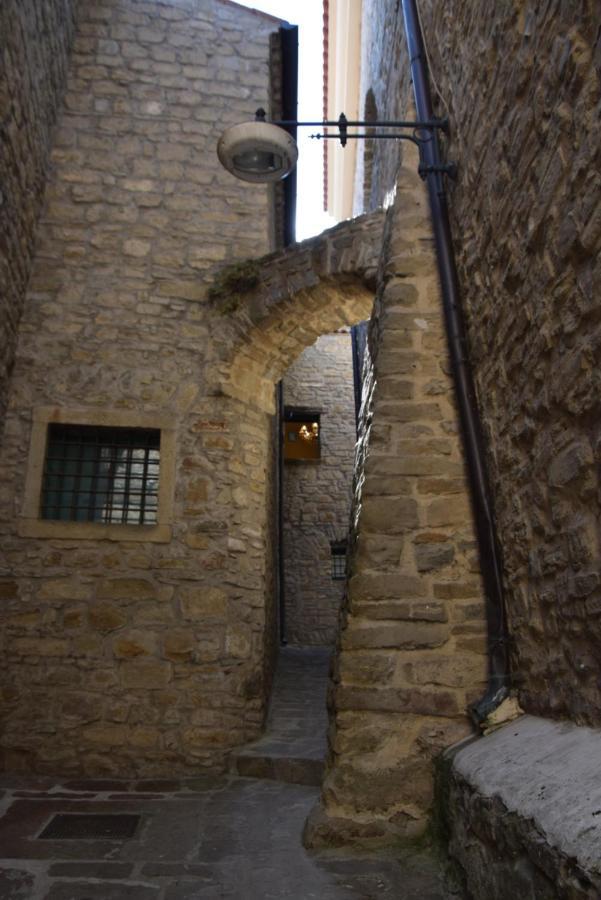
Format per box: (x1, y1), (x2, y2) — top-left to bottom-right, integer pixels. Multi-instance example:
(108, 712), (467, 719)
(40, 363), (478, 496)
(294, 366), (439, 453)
(97, 579), (156, 600)
(113, 630), (158, 658)
(134, 601), (175, 625)
(72, 634), (104, 657)
(6, 611), (43, 629)
(13, 638), (70, 657)
(548, 442), (593, 487)
(335, 684), (460, 717)
(156, 280), (206, 301)
(82, 724), (128, 746)
(179, 586), (227, 621)
(426, 497), (471, 527)
(120, 660), (172, 690)
(365, 455), (463, 477)
(414, 541), (455, 572)
(349, 573), (426, 601)
(225, 624), (252, 659)
(433, 581), (483, 600)
(163, 631), (195, 662)
(89, 602), (127, 633)
(181, 727), (233, 747)
(403, 655), (486, 689)
(38, 580), (88, 601)
(63, 607), (85, 629)
(351, 600), (448, 623)
(338, 651), (396, 686)
(128, 726), (160, 748)
(341, 621), (449, 650)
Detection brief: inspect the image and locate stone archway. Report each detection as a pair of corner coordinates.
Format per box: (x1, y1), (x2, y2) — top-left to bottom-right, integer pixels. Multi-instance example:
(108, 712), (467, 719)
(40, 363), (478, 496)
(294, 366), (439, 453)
(200, 210), (386, 738)
(211, 209), (385, 413)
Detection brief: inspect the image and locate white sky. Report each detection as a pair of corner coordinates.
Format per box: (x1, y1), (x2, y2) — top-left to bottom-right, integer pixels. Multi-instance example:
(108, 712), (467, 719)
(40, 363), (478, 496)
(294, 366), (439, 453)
(235, 0), (337, 240)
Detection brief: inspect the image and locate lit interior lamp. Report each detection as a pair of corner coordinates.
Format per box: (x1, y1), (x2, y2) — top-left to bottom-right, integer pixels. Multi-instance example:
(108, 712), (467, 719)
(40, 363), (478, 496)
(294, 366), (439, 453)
(299, 422), (319, 442)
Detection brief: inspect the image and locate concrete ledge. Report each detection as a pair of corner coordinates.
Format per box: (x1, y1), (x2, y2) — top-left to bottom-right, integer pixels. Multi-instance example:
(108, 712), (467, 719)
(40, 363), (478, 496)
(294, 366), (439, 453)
(444, 715), (601, 898)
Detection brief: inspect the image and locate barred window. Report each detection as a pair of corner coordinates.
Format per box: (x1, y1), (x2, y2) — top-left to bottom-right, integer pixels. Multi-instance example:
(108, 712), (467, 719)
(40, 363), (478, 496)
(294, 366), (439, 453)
(41, 424), (160, 525)
(331, 541), (347, 580)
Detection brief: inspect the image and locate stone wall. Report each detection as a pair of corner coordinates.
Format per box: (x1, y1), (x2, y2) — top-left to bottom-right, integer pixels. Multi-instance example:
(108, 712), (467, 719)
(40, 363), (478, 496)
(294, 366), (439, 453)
(421, 0), (601, 726)
(441, 716), (601, 898)
(282, 331), (356, 646)
(0, 79), (384, 778)
(0, 0), (77, 432)
(306, 152), (488, 847)
(0, 0), (283, 776)
(356, 0), (601, 726)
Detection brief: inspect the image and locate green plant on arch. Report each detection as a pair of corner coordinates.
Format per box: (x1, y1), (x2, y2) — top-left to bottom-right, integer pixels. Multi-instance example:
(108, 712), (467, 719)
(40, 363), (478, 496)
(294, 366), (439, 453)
(208, 259), (261, 314)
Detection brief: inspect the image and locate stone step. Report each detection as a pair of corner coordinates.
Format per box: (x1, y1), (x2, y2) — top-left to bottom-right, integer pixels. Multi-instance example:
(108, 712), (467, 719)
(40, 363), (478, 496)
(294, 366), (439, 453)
(232, 751), (324, 787)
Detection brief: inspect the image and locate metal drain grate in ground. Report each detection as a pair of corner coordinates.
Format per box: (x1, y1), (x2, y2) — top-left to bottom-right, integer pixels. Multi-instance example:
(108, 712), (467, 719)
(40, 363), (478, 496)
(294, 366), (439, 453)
(38, 813), (141, 840)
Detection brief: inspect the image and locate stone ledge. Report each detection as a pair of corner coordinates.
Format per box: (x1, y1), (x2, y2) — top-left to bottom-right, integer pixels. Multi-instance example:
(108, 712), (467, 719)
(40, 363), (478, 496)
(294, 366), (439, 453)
(444, 715), (601, 898)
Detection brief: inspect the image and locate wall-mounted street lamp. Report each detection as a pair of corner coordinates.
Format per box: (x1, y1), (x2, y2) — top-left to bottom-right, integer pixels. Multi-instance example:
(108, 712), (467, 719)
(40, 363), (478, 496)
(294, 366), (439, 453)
(217, 108), (456, 183)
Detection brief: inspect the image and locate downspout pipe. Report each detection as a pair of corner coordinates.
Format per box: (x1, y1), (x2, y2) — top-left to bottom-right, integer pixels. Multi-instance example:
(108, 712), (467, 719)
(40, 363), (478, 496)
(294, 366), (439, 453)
(401, 0), (510, 719)
(276, 380), (287, 645)
(275, 24), (298, 646)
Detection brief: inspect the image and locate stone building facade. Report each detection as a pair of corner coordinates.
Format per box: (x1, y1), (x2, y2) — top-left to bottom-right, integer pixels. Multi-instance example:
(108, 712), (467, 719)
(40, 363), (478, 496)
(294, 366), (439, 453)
(282, 331), (356, 647)
(5, 0), (599, 891)
(0, 0), (397, 775)
(0, 0), (286, 775)
(354, 0), (601, 726)
(0, 0), (484, 834)
(329, 0), (601, 890)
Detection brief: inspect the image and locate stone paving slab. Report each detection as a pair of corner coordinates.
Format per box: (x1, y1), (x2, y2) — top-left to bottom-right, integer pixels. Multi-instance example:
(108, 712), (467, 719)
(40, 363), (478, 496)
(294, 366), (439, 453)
(0, 776), (459, 898)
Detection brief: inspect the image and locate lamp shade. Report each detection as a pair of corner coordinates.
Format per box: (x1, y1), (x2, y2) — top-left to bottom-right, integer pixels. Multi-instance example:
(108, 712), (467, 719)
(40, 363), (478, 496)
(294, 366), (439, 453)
(217, 121), (298, 183)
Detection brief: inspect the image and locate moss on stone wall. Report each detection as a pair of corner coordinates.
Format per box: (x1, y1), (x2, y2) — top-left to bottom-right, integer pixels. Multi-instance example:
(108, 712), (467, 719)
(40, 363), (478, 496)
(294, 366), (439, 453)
(208, 260), (261, 314)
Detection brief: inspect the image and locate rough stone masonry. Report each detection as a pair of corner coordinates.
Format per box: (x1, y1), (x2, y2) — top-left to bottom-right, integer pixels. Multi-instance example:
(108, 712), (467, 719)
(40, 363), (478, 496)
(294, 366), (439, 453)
(0, 0), (282, 775)
(358, 0), (601, 734)
(0, 0), (77, 431)
(0, 0), (487, 852)
(306, 149), (488, 847)
(282, 331), (357, 647)
(0, 0), (388, 779)
(348, 0), (601, 885)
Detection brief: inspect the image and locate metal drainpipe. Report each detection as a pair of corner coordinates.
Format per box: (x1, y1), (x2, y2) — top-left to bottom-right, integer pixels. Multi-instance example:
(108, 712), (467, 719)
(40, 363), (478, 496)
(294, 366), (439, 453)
(275, 25), (298, 646)
(401, 0), (510, 719)
(276, 380), (287, 645)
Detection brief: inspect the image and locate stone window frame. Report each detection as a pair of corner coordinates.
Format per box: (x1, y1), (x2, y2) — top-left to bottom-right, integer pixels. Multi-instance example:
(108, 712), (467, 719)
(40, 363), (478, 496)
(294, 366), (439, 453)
(18, 406), (176, 543)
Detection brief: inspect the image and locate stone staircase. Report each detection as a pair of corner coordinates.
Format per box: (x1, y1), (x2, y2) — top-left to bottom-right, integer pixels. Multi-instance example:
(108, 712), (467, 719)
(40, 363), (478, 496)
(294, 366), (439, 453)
(232, 645), (331, 787)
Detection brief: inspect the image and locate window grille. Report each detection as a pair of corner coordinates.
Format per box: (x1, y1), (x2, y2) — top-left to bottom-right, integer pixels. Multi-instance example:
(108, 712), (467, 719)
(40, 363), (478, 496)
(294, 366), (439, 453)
(41, 424), (160, 525)
(331, 541), (347, 580)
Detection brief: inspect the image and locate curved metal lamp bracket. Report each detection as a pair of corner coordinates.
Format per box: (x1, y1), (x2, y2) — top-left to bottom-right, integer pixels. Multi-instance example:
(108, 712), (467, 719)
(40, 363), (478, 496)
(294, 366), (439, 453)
(254, 107), (457, 181)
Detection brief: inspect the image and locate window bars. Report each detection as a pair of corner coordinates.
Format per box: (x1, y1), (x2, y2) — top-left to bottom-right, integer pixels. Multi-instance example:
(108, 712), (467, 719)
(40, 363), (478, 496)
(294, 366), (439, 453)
(41, 424), (160, 525)
(331, 541), (347, 580)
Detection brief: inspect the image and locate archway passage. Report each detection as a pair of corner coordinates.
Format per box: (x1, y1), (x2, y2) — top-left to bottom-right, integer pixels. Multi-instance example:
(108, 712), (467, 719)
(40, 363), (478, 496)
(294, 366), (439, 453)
(210, 167), (488, 845)
(206, 212), (383, 783)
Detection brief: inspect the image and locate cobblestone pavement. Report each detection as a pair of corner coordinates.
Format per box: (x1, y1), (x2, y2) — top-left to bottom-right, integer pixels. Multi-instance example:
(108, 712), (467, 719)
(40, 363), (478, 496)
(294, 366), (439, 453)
(0, 775), (459, 899)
